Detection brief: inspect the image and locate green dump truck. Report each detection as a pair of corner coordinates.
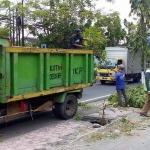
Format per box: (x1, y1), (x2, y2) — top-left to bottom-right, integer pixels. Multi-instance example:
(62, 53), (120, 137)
(0, 38), (94, 122)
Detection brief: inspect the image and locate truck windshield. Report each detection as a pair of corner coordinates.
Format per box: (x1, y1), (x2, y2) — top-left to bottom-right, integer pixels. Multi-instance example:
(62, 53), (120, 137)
(100, 59), (117, 69)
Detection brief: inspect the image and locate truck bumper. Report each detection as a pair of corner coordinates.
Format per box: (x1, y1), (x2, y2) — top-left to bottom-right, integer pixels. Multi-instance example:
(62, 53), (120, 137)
(96, 76), (112, 81)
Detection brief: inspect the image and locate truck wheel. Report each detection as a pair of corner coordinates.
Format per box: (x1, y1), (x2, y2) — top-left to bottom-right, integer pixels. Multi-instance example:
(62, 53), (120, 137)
(100, 80), (106, 85)
(57, 95), (78, 120)
(52, 103), (60, 118)
(134, 76), (141, 82)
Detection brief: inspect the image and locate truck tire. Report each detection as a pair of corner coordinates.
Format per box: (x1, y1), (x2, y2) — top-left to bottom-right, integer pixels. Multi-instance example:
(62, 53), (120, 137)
(133, 76), (140, 82)
(100, 80), (106, 85)
(52, 103), (61, 118)
(133, 74), (141, 82)
(53, 95), (78, 120)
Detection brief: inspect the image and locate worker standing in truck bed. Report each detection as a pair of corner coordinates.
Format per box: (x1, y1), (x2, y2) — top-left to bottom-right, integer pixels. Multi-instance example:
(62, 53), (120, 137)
(68, 28), (88, 49)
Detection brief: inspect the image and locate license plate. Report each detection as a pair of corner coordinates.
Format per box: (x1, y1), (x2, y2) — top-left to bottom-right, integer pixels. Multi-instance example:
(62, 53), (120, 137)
(102, 77), (107, 79)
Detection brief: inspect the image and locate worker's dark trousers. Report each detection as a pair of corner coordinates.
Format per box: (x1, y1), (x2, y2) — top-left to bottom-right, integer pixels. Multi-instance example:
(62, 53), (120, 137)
(117, 89), (129, 107)
(141, 93), (150, 115)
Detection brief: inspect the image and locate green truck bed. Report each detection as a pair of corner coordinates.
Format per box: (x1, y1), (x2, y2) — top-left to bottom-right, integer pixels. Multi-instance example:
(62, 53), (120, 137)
(0, 38), (94, 104)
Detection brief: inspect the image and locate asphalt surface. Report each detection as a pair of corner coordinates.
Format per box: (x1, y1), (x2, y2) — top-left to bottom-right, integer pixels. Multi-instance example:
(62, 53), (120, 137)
(80, 80), (141, 102)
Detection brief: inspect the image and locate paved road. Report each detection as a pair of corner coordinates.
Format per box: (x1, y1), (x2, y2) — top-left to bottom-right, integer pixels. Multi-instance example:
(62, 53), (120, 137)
(80, 80), (141, 102)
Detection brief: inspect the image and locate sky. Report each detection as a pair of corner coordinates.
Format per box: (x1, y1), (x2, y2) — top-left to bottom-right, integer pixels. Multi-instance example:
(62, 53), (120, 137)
(94, 0), (134, 24)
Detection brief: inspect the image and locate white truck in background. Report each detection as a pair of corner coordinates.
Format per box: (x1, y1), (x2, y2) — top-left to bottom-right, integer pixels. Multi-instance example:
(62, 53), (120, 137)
(96, 47), (141, 84)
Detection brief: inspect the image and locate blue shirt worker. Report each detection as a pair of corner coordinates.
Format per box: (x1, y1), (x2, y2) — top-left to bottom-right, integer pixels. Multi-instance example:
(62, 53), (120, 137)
(140, 69), (150, 117)
(109, 64), (129, 107)
(68, 28), (88, 49)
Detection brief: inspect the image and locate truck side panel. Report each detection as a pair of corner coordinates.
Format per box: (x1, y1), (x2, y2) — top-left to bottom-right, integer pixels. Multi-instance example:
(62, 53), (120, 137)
(10, 53), (93, 95)
(106, 47), (141, 74)
(0, 46), (6, 103)
(127, 51), (141, 74)
(0, 46), (94, 103)
(0, 38), (11, 103)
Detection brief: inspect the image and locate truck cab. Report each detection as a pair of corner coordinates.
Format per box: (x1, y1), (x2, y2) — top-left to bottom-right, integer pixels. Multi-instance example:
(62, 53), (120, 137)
(96, 58), (123, 84)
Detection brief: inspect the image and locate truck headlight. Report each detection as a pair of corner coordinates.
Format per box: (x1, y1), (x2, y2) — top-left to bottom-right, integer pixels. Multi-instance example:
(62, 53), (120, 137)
(97, 72), (100, 76)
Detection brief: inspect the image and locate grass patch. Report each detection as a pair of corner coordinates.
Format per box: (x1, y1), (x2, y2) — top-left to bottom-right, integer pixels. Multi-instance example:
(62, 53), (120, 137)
(87, 132), (119, 142)
(73, 113), (82, 121)
(119, 117), (138, 133)
(78, 102), (92, 109)
(0, 140), (3, 143)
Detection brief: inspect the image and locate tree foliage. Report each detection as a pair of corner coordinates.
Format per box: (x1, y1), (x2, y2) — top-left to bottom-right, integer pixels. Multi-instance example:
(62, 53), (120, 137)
(129, 0), (150, 71)
(0, 0), (11, 9)
(123, 19), (137, 46)
(0, 0), (128, 54)
(23, 0), (94, 48)
(94, 11), (126, 46)
(83, 26), (108, 60)
(0, 27), (9, 37)
(0, 0), (12, 38)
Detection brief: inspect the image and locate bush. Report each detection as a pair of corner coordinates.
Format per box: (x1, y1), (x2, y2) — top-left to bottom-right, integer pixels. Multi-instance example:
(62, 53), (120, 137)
(108, 85), (146, 108)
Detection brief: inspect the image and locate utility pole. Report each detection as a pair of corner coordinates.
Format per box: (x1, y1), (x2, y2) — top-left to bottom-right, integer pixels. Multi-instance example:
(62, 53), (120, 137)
(22, 0), (25, 47)
(18, 16), (21, 46)
(12, 10), (15, 46)
(16, 8), (18, 46)
(9, 7), (12, 43)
